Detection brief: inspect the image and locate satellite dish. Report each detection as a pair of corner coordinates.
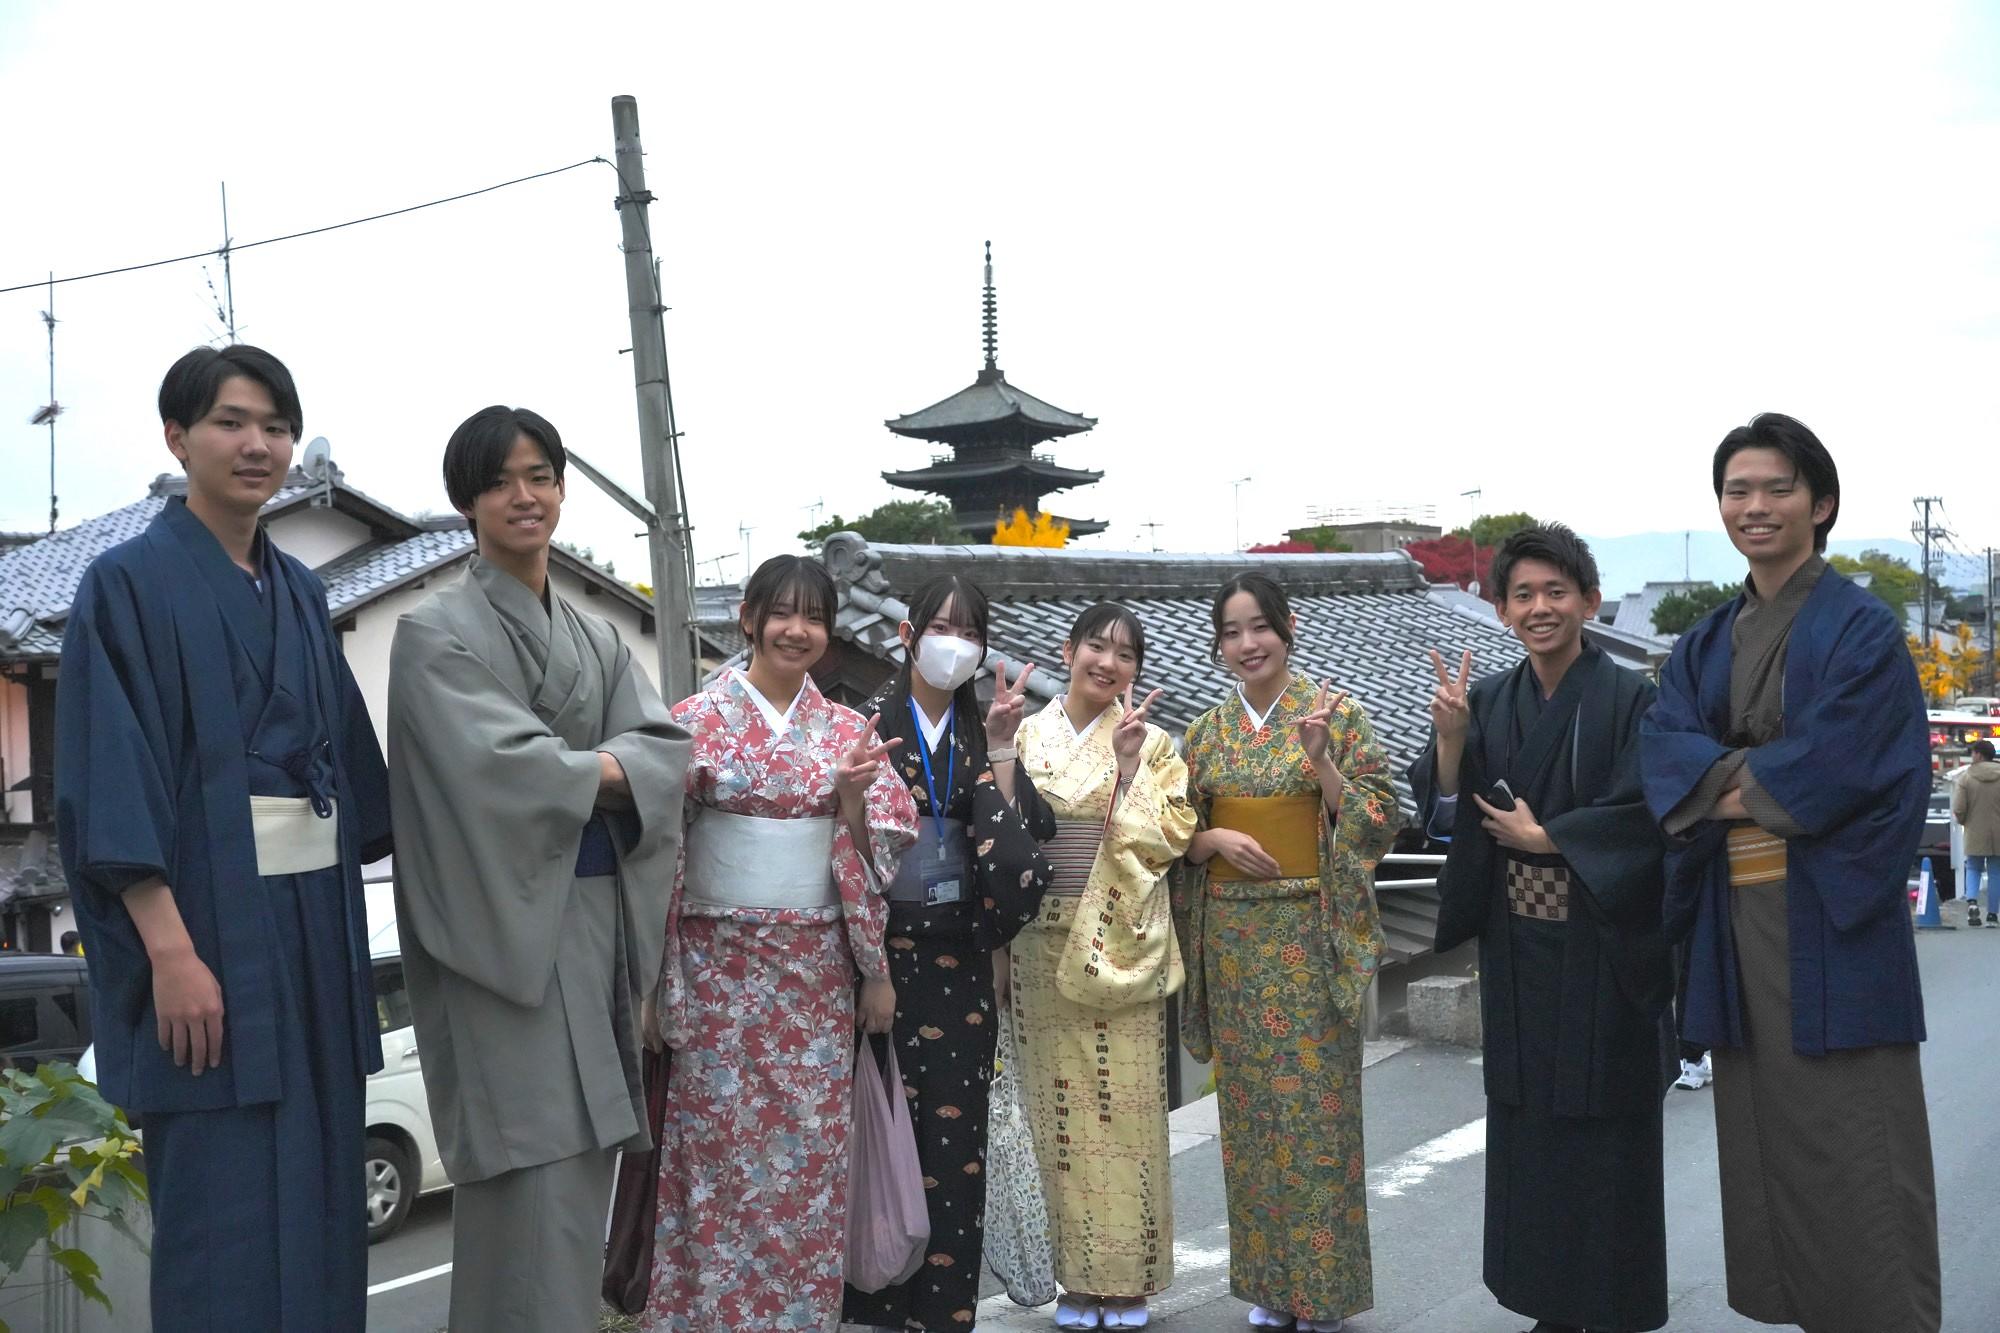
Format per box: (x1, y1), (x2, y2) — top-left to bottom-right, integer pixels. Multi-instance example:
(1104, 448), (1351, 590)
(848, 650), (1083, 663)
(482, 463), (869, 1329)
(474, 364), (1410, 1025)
(303, 437), (332, 479)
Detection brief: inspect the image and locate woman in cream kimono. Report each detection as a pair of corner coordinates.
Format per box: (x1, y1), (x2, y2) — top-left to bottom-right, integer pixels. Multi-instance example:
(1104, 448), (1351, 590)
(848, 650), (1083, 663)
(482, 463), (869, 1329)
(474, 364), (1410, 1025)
(1013, 603), (1197, 1331)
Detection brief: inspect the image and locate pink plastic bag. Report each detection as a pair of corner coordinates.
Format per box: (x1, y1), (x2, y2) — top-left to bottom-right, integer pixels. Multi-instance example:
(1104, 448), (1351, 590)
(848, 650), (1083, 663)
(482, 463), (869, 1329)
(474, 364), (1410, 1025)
(846, 1034), (931, 1292)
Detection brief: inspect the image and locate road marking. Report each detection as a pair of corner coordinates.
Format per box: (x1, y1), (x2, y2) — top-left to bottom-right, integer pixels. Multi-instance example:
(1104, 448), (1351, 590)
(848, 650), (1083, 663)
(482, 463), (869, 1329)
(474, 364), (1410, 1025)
(1368, 1116), (1487, 1198)
(367, 1261), (452, 1297)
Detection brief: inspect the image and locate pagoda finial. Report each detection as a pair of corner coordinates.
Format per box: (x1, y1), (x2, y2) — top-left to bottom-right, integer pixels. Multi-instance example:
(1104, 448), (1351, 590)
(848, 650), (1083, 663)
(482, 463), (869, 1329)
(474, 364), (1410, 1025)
(981, 240), (998, 374)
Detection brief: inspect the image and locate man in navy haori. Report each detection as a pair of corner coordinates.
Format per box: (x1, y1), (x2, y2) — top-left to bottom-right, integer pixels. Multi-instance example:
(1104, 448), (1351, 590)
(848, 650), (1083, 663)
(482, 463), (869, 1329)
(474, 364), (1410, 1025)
(1642, 412), (1940, 1332)
(56, 345), (392, 1331)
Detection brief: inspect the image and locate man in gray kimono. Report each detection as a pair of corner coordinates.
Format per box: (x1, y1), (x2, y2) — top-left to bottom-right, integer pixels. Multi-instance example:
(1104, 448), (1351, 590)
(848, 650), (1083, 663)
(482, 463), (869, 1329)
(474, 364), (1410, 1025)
(388, 405), (689, 1331)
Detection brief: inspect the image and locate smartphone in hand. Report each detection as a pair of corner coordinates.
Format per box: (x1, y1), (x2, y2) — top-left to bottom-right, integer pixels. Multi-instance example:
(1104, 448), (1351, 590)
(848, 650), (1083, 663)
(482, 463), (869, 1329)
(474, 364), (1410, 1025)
(1486, 779), (1518, 813)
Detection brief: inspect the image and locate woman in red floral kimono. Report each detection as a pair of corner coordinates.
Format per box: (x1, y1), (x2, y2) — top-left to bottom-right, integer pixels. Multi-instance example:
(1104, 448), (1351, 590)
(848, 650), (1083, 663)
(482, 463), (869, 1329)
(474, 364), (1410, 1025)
(644, 555), (918, 1333)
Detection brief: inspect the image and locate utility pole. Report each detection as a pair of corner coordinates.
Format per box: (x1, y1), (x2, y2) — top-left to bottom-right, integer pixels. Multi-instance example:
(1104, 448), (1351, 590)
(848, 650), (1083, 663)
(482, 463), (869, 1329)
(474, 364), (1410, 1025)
(1988, 546), (1997, 693)
(219, 183), (238, 343)
(36, 275), (59, 532)
(1913, 497), (1944, 647)
(611, 95), (697, 700)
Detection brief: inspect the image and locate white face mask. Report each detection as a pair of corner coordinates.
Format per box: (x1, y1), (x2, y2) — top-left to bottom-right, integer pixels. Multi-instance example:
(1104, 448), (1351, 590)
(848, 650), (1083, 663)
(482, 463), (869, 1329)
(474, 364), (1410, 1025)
(914, 633), (983, 692)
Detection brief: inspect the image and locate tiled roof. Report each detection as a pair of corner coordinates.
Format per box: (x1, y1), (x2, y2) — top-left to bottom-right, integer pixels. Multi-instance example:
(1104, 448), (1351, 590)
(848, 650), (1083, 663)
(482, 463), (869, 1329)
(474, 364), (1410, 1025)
(885, 370), (1096, 444)
(819, 534), (1526, 815)
(1609, 580), (1705, 638)
(318, 529), (475, 617)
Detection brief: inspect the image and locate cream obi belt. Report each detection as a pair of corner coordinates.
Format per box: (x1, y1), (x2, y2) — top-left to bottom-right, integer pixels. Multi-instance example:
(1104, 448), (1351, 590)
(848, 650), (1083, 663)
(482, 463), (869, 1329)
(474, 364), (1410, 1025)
(1207, 794), (1322, 882)
(682, 810), (838, 910)
(250, 796), (340, 877)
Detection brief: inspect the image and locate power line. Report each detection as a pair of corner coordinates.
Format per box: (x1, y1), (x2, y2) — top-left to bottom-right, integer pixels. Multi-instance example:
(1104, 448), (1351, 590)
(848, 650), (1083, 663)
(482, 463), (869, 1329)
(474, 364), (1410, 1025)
(0, 157), (609, 296)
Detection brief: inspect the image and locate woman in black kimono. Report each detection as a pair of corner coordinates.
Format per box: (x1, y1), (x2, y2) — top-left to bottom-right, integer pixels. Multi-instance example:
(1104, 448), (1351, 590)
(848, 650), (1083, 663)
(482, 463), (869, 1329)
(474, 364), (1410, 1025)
(843, 574), (1055, 1333)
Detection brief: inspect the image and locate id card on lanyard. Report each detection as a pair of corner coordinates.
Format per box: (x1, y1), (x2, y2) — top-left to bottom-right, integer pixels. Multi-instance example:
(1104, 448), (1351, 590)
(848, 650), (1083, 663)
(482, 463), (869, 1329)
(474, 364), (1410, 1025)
(910, 696), (965, 907)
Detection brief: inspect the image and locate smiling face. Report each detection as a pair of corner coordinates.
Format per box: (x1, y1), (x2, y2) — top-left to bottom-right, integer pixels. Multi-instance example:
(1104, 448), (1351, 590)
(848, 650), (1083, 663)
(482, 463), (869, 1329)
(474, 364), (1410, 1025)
(1499, 557), (1600, 662)
(743, 586), (831, 677)
(1062, 621), (1140, 712)
(164, 374), (294, 515)
(461, 433), (563, 561)
(1719, 446), (1835, 569)
(1214, 589), (1293, 691)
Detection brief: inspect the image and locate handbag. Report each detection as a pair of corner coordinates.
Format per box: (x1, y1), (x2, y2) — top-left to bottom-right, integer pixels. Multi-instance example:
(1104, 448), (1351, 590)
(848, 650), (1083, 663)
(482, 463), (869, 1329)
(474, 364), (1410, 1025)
(601, 1043), (671, 1315)
(845, 1034), (931, 1293)
(982, 1008), (1057, 1307)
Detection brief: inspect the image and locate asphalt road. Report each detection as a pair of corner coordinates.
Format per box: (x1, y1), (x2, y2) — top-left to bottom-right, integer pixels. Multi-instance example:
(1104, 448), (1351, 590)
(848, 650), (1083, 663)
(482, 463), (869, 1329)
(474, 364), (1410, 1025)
(364, 925), (2000, 1331)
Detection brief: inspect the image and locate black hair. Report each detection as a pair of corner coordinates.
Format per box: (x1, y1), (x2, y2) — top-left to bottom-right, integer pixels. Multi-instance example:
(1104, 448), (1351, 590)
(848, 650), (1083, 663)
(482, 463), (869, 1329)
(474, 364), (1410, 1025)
(1209, 572), (1295, 666)
(59, 932), (80, 952)
(739, 555), (837, 658)
(442, 406), (567, 534)
(892, 575), (994, 752)
(1974, 739), (1997, 762)
(1711, 412), (1840, 552)
(1489, 522), (1601, 598)
(1066, 602), (1147, 679)
(158, 344), (304, 438)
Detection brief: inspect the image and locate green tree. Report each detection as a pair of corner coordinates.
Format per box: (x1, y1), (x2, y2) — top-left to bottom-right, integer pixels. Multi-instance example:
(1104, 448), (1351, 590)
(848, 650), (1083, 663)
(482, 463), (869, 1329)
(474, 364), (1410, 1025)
(1827, 550), (1938, 619)
(799, 499), (962, 551)
(1450, 512), (1539, 547)
(1650, 583), (1736, 636)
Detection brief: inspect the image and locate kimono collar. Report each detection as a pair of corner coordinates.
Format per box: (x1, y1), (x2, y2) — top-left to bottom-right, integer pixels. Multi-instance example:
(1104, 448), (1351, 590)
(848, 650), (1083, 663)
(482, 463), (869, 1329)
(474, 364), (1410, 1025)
(1235, 673), (1313, 733)
(1742, 553), (1826, 613)
(732, 667), (811, 736)
(160, 495), (272, 582)
(1052, 694), (1115, 745)
(471, 556), (552, 640)
(910, 696), (952, 755)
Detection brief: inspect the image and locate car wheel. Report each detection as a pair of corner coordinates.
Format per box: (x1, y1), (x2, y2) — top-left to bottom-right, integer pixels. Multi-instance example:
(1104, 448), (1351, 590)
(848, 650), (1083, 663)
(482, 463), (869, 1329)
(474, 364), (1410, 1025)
(365, 1134), (417, 1244)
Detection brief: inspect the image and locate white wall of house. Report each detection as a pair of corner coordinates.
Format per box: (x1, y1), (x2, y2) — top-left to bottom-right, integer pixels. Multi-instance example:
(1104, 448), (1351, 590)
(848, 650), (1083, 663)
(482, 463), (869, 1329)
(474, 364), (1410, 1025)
(0, 678), (27, 824)
(267, 507), (374, 570)
(338, 559), (660, 753)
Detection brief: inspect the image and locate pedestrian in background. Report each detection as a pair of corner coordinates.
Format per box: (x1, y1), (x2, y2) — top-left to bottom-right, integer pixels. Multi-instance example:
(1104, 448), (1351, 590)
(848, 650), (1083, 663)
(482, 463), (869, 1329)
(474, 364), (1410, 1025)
(1177, 573), (1401, 1333)
(1642, 413), (1939, 1332)
(1955, 738), (2000, 927)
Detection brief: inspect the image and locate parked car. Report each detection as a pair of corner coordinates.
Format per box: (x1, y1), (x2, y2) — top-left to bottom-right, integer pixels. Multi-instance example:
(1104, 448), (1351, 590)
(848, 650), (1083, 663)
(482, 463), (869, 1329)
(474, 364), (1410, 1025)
(1919, 782), (1956, 898)
(0, 953), (92, 1074)
(365, 929), (452, 1243)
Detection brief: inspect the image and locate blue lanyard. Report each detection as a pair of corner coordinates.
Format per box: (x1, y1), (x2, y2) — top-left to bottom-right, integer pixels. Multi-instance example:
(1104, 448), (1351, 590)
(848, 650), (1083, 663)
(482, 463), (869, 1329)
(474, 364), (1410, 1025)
(908, 695), (954, 844)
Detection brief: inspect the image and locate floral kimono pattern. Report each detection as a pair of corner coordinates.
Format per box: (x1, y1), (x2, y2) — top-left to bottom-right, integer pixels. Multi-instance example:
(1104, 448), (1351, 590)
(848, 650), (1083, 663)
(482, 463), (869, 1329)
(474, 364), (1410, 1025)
(1011, 697), (1196, 1298)
(644, 671), (918, 1333)
(1173, 674), (1401, 1323)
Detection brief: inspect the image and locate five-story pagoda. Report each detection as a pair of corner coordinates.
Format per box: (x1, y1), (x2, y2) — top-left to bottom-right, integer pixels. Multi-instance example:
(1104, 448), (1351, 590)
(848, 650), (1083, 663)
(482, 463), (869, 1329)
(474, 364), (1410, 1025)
(882, 243), (1106, 539)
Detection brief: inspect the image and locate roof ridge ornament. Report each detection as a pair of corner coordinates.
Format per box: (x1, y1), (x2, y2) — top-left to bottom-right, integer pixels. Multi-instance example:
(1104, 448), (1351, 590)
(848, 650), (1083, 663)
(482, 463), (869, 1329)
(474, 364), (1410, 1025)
(981, 240), (999, 376)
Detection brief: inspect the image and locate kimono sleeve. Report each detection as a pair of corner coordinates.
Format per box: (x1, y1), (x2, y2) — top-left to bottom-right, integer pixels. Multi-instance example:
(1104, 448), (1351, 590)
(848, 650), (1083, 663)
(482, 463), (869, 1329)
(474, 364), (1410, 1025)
(387, 613), (602, 1006)
(334, 654), (393, 864)
(1641, 624), (1735, 838)
(1328, 697), (1401, 867)
(831, 715), (920, 984)
(1171, 712), (1217, 1061)
(1547, 680), (1668, 930)
(587, 633), (691, 865)
(55, 561), (176, 901)
(968, 758), (1055, 952)
(1102, 727), (1198, 877)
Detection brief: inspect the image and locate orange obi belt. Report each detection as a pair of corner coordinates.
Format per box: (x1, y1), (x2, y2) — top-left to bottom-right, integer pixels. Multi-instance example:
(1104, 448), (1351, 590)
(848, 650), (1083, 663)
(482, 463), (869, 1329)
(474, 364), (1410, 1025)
(1207, 794), (1324, 882)
(1725, 823), (1786, 888)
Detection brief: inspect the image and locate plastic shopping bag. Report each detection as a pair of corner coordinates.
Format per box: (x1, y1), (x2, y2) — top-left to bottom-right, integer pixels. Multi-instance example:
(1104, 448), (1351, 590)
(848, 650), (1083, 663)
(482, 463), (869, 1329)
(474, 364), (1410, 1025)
(846, 1034), (930, 1292)
(982, 1007), (1057, 1307)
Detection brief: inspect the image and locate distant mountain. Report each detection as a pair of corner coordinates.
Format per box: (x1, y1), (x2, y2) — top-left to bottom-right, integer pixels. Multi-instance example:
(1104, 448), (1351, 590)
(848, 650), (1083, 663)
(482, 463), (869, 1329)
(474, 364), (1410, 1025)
(1581, 532), (1925, 603)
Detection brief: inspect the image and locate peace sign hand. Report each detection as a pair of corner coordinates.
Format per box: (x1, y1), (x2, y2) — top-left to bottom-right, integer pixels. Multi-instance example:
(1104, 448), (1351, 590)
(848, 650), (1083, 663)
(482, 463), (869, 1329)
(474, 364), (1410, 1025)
(836, 714), (901, 811)
(1112, 684), (1164, 779)
(1294, 680), (1350, 764)
(1428, 648), (1474, 742)
(984, 660), (1036, 749)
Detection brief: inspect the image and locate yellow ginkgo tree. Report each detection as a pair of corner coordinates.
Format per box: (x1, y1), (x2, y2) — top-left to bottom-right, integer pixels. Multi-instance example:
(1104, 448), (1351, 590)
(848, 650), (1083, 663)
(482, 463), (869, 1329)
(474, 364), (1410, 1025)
(992, 507), (1069, 548)
(1908, 624), (1985, 705)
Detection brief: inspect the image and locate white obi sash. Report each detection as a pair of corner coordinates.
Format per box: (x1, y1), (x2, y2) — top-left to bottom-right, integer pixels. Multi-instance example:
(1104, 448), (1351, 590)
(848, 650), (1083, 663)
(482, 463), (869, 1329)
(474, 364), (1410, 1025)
(682, 809), (838, 910)
(250, 796), (341, 877)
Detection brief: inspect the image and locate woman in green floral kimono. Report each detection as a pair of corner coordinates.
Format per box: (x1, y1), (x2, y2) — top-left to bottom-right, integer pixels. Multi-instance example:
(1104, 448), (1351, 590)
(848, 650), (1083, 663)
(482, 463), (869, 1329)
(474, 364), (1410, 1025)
(1175, 573), (1402, 1333)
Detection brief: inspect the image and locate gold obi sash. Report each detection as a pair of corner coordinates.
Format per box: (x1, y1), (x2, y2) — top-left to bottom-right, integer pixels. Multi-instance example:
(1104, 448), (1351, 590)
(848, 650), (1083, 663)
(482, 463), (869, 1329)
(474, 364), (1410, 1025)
(1726, 823), (1787, 888)
(1207, 794), (1322, 882)
(250, 796), (340, 877)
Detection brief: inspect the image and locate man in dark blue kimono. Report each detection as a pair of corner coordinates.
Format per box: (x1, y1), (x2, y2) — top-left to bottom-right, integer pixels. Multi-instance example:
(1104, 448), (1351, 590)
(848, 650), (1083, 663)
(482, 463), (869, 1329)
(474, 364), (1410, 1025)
(55, 345), (392, 1332)
(1413, 524), (1671, 1333)
(1641, 413), (1939, 1332)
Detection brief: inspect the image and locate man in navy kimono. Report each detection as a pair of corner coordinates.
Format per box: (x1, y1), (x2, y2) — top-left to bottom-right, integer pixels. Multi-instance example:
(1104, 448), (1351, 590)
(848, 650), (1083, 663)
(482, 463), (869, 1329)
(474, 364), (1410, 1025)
(1641, 413), (1939, 1332)
(56, 345), (392, 1331)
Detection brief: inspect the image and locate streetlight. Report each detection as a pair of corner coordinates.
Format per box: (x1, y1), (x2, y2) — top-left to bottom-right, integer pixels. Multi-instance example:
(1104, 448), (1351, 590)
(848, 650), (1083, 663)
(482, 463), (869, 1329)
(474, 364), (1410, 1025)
(1232, 477), (1253, 552)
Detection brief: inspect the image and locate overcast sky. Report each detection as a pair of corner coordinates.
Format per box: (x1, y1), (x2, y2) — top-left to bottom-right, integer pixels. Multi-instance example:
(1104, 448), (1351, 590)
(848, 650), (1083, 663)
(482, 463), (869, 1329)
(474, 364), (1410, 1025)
(3, 2), (1997, 591)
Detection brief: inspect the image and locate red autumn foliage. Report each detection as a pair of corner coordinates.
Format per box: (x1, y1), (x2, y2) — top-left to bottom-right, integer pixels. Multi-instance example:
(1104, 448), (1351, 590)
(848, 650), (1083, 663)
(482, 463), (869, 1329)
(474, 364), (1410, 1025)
(1244, 539), (1321, 554)
(1406, 534), (1496, 597)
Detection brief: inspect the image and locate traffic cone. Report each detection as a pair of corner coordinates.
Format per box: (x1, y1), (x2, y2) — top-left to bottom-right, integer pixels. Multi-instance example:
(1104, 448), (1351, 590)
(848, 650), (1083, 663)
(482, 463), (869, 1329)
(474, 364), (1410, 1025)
(1915, 857), (1950, 930)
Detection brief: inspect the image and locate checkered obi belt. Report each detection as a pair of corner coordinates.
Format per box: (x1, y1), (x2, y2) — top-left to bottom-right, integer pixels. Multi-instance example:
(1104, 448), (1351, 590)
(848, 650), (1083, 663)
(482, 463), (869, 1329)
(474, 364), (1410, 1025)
(1725, 822), (1787, 888)
(1505, 855), (1572, 923)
